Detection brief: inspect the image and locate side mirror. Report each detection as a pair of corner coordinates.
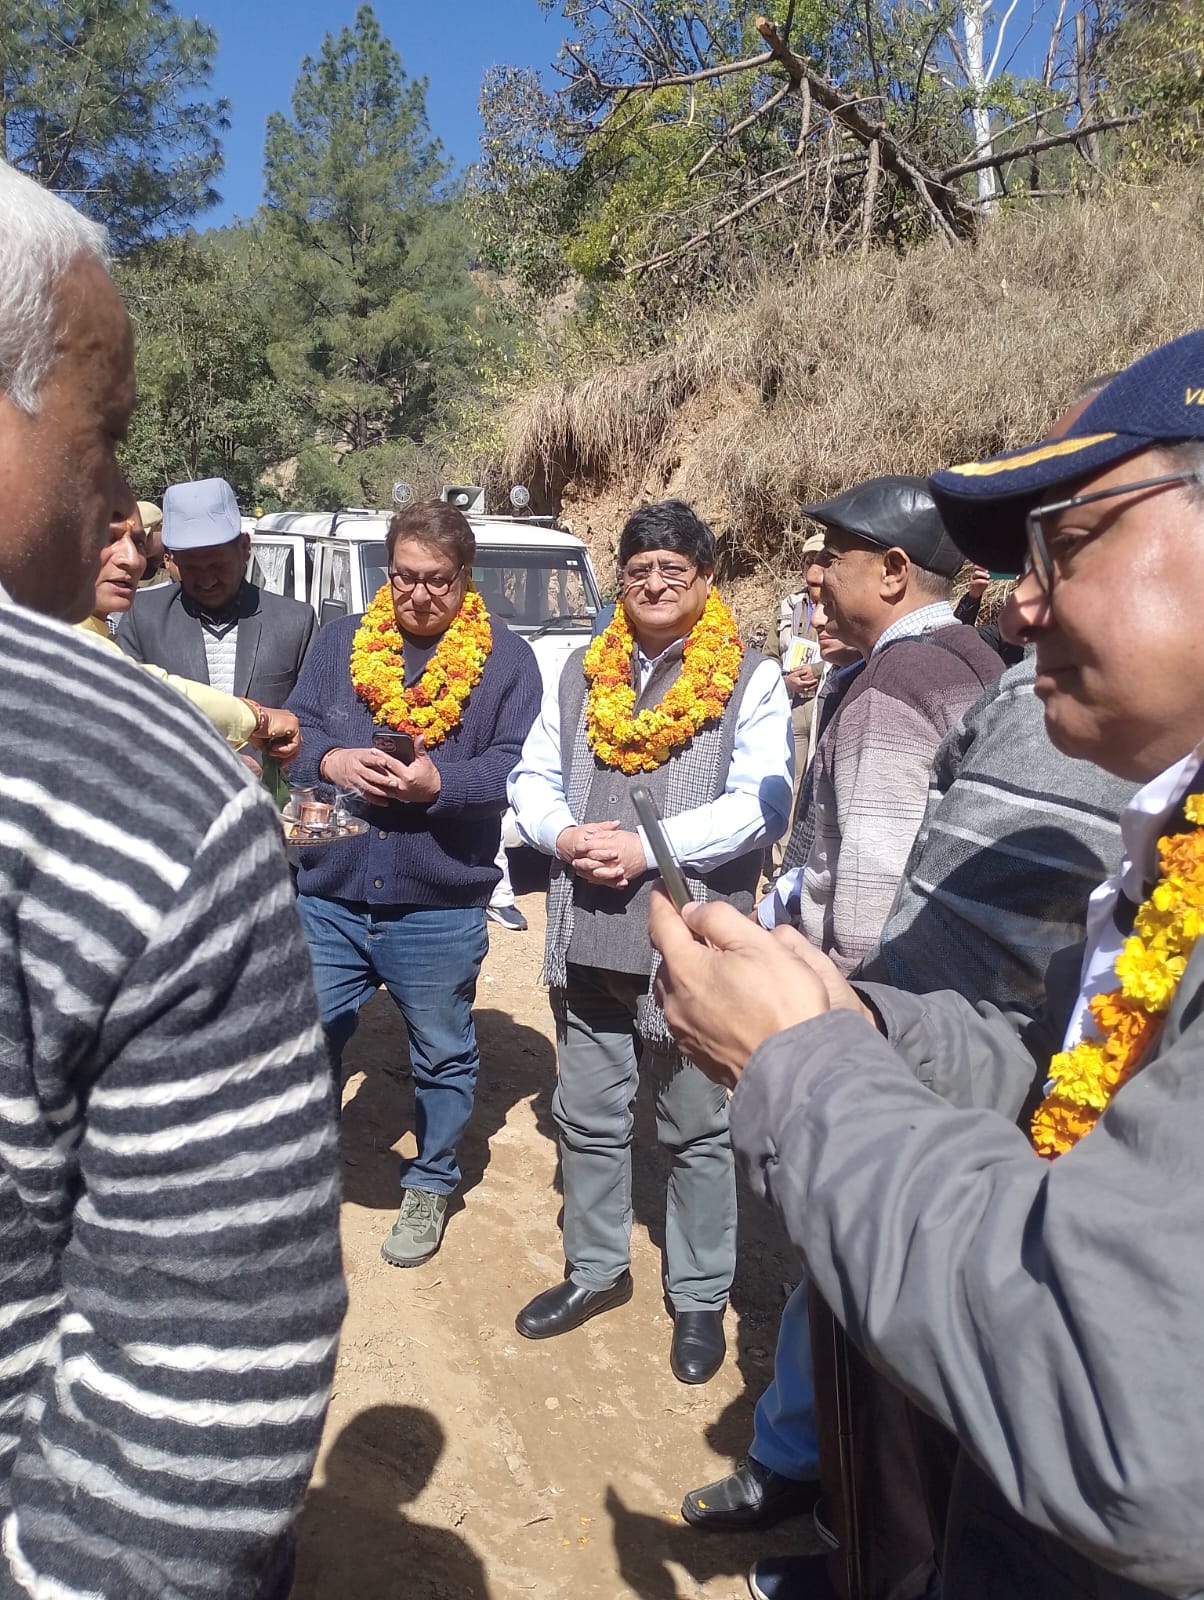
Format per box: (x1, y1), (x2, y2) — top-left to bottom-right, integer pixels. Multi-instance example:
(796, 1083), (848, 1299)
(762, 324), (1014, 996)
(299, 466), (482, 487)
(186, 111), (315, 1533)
(319, 598), (348, 626)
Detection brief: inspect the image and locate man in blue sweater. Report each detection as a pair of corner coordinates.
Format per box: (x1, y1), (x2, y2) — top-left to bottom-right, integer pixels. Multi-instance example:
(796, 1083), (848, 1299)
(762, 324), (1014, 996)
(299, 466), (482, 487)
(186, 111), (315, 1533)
(287, 500), (543, 1266)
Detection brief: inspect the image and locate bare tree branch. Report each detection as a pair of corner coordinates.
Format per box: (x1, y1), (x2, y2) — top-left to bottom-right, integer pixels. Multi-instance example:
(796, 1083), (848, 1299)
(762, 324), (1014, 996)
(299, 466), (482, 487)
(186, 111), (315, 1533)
(794, 75), (812, 157)
(687, 79), (792, 180)
(938, 113), (1139, 180)
(625, 163), (820, 276)
(611, 0), (676, 74)
(985, 0), (1024, 83)
(755, 16), (968, 236)
(1043, 0), (1069, 88)
(578, 48), (776, 93)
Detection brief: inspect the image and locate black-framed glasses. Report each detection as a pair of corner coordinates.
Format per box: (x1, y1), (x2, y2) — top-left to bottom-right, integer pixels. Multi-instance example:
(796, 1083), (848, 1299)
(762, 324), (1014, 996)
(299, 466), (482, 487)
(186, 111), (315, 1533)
(388, 565), (463, 596)
(1024, 471), (1201, 595)
(619, 559), (697, 590)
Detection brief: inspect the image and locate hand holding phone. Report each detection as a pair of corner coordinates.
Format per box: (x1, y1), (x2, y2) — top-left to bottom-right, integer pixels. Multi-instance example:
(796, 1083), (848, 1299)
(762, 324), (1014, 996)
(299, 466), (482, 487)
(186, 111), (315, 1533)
(631, 785), (692, 911)
(371, 730), (415, 764)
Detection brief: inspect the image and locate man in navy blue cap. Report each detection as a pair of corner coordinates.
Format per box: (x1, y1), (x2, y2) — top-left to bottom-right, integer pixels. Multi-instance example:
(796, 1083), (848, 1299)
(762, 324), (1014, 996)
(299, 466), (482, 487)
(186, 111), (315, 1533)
(119, 477), (316, 710)
(648, 328), (1204, 1599)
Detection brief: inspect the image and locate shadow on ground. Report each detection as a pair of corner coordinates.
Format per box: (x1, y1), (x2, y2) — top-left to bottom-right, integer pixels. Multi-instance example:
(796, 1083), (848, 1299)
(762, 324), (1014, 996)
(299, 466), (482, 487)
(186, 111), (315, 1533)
(293, 1405), (490, 1600)
(605, 1481), (823, 1599)
(338, 1002), (557, 1213)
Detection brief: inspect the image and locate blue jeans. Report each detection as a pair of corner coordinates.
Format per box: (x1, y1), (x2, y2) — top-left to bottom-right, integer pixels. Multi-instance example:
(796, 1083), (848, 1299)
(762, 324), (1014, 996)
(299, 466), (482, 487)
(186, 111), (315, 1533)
(297, 896), (489, 1195)
(751, 1275), (820, 1480)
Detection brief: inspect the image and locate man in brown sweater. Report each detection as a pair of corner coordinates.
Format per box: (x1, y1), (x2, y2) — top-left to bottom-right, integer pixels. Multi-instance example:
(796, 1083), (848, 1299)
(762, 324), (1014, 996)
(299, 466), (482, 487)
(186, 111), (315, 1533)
(682, 477), (1002, 1546)
(797, 475), (1003, 970)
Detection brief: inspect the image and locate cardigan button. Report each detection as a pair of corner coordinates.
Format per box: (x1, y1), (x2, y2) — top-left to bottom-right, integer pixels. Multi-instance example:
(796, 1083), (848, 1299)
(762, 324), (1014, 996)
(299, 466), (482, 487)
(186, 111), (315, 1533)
(373, 877), (384, 890)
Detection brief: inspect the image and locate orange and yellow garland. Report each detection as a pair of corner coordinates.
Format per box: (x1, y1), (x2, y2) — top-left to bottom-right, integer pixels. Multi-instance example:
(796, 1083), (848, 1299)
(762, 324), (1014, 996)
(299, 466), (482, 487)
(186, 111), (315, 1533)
(584, 589), (743, 774)
(1031, 793), (1204, 1158)
(350, 583), (492, 747)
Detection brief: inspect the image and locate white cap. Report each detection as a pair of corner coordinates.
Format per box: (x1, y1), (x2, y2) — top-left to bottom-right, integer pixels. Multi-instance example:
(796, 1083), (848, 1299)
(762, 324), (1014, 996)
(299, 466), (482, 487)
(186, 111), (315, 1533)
(162, 478), (242, 551)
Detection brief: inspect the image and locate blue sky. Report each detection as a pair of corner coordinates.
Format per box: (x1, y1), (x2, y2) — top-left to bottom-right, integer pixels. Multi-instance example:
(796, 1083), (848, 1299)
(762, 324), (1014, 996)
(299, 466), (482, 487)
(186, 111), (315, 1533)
(199, 0), (1065, 228)
(200, 0), (562, 226)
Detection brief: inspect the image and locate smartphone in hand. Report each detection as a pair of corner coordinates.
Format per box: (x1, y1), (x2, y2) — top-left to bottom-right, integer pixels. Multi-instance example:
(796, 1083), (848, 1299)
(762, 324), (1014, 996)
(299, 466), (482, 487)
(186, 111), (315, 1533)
(371, 730), (416, 764)
(631, 784), (692, 911)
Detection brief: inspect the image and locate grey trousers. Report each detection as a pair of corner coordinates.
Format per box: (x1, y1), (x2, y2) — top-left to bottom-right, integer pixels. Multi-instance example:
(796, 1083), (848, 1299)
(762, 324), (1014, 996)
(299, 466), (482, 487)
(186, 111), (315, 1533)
(551, 962), (737, 1311)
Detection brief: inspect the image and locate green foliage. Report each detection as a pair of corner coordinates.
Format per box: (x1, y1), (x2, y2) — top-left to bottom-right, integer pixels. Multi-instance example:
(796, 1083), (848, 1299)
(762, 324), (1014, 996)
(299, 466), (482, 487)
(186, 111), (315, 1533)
(471, 0), (1077, 318)
(1104, 1), (1204, 176)
(471, 65), (591, 303)
(0, 0), (227, 248)
(260, 4), (491, 508)
(116, 234), (301, 505)
(562, 93), (700, 282)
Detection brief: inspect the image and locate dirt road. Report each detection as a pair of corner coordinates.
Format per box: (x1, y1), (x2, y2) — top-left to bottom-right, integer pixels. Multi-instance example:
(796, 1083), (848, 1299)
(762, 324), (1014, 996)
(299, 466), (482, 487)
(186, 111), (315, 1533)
(292, 887), (821, 1600)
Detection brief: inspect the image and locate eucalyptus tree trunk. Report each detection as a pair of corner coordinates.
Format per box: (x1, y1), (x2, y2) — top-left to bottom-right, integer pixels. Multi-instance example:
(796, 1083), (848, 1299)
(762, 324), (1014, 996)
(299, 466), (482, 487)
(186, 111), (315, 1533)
(962, 0), (1000, 212)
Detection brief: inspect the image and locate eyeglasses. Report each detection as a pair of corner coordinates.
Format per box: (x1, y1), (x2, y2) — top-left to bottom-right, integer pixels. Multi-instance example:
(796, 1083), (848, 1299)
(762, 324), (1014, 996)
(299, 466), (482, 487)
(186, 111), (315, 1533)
(388, 565), (463, 596)
(1025, 471), (1201, 595)
(620, 560), (697, 590)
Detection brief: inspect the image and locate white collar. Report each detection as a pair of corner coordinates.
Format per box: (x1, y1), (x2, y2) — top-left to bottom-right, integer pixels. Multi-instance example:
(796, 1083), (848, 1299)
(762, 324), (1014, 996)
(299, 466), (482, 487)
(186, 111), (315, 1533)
(1116, 746), (1204, 900)
(1064, 741), (1204, 1050)
(870, 600), (957, 656)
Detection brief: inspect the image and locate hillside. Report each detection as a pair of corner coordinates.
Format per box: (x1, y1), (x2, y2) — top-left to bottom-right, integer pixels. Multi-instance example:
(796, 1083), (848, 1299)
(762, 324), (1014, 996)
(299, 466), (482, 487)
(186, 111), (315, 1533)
(497, 184), (1204, 624)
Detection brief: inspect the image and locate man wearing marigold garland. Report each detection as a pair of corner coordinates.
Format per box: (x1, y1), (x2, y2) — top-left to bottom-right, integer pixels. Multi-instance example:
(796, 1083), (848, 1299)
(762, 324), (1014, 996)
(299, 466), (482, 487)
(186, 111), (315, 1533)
(508, 498), (793, 1384)
(286, 499), (542, 1267)
(650, 329), (1204, 1599)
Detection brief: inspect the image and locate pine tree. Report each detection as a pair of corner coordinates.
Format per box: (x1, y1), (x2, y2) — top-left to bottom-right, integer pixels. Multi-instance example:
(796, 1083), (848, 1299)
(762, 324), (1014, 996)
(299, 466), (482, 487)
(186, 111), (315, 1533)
(116, 234), (301, 505)
(0, 0), (227, 248)
(261, 4), (483, 508)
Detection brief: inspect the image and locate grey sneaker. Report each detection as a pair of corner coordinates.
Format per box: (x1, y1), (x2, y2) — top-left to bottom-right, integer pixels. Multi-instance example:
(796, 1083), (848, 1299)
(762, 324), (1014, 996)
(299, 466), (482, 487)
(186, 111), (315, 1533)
(486, 903), (528, 932)
(381, 1188), (448, 1267)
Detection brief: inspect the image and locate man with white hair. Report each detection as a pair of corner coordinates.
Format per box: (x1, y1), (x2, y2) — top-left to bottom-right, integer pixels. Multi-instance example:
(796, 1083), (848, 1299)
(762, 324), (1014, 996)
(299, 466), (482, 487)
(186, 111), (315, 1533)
(0, 160), (345, 1599)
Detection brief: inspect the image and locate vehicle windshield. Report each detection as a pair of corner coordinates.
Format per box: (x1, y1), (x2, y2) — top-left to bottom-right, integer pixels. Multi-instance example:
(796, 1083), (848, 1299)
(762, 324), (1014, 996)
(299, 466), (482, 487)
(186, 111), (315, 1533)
(359, 542), (599, 631)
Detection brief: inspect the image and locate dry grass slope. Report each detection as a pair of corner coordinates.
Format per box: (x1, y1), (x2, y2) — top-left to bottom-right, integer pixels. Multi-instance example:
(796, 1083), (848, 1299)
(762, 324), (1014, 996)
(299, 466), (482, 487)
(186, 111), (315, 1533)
(502, 185), (1204, 596)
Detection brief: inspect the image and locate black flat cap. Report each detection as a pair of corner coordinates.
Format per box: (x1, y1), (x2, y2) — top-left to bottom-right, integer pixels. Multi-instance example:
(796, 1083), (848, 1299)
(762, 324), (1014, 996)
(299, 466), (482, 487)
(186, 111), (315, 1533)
(803, 474), (964, 578)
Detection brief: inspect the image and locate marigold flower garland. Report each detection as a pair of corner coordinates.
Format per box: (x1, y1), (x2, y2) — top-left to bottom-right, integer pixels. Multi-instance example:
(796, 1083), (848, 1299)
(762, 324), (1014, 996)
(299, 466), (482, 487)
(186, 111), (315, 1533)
(1031, 793), (1204, 1158)
(350, 583), (492, 746)
(584, 589), (743, 773)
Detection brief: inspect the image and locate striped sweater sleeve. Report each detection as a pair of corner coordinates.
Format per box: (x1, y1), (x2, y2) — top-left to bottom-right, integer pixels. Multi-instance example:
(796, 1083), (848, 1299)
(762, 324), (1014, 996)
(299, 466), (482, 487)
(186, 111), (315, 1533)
(0, 606), (346, 1599)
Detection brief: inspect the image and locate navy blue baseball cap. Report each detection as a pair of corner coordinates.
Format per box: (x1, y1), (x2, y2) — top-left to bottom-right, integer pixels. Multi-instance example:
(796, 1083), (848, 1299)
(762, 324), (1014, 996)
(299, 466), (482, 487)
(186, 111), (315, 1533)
(929, 329), (1204, 572)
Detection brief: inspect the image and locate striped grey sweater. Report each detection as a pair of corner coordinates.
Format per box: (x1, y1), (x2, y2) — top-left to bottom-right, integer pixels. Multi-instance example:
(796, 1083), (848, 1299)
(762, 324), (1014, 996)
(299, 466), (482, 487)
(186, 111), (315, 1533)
(0, 602), (346, 1598)
(859, 657), (1139, 1014)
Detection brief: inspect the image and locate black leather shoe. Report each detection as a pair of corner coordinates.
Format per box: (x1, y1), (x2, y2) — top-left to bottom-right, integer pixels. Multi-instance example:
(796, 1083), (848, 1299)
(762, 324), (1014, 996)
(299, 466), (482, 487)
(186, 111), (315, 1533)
(515, 1273), (633, 1340)
(670, 1308), (727, 1384)
(681, 1455), (820, 1531)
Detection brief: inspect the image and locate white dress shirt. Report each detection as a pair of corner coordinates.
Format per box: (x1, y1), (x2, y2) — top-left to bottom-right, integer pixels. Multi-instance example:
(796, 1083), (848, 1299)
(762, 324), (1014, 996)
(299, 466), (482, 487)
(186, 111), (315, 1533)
(508, 647), (794, 872)
(1062, 741), (1204, 1051)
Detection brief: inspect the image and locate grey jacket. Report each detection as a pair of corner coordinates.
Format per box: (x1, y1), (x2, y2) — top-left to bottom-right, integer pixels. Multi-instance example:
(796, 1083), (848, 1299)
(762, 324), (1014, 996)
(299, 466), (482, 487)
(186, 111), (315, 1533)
(730, 942), (1204, 1598)
(860, 657), (1137, 1014)
(117, 579), (317, 706)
